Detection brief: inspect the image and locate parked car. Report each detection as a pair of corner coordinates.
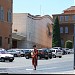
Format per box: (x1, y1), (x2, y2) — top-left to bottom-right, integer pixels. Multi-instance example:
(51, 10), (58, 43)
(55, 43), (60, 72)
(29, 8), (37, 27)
(63, 48), (70, 54)
(24, 48), (52, 60)
(70, 48), (74, 54)
(7, 49), (21, 57)
(38, 48), (49, 59)
(16, 49), (25, 57)
(67, 48), (74, 54)
(50, 48), (62, 58)
(47, 49), (52, 59)
(24, 49), (31, 59)
(0, 49), (14, 62)
(62, 48), (68, 55)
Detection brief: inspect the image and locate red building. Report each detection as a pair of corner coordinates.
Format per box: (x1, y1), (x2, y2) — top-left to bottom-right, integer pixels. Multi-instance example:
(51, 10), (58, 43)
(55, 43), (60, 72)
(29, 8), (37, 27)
(52, 6), (75, 47)
(0, 0), (13, 49)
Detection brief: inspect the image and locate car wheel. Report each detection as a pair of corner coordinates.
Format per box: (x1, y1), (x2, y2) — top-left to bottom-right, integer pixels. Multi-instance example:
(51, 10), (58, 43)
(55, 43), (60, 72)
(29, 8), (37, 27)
(21, 54), (23, 57)
(53, 55), (56, 58)
(38, 56), (41, 59)
(45, 57), (48, 60)
(9, 60), (13, 62)
(49, 57), (52, 59)
(1, 58), (5, 62)
(14, 54), (17, 57)
(26, 56), (29, 59)
(59, 56), (62, 58)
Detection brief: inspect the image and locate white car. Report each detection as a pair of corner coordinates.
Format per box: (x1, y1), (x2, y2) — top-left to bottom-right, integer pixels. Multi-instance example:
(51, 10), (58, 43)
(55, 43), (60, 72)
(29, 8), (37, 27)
(63, 48), (73, 54)
(0, 49), (14, 62)
(67, 48), (74, 54)
(50, 48), (62, 58)
(7, 49), (21, 57)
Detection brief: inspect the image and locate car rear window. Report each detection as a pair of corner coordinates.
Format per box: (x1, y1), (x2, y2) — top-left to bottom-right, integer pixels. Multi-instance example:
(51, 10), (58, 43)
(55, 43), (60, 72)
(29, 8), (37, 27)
(38, 50), (42, 52)
(56, 50), (61, 52)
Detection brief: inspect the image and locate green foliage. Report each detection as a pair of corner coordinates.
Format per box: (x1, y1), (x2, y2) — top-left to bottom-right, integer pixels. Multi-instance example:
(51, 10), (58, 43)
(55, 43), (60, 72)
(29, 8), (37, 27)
(65, 40), (73, 49)
(52, 16), (61, 47)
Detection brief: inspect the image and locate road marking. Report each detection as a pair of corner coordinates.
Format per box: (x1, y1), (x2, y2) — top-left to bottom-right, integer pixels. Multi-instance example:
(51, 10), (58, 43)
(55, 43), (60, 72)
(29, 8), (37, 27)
(37, 67), (57, 70)
(26, 69), (33, 70)
(26, 67), (57, 71)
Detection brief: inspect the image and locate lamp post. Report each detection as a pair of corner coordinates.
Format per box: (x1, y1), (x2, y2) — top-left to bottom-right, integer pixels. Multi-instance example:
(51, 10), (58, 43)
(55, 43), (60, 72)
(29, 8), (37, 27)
(74, 24), (75, 69)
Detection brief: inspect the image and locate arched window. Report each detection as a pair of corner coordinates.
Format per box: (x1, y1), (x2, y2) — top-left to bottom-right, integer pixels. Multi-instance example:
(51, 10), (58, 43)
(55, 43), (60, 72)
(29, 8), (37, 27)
(7, 9), (12, 22)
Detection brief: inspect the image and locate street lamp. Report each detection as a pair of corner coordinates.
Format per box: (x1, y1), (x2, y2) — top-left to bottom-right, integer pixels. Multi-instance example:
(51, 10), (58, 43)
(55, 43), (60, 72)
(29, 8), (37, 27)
(74, 24), (75, 69)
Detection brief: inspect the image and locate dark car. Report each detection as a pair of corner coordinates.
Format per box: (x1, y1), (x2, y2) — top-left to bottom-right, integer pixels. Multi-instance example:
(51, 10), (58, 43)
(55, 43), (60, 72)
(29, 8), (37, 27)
(24, 50), (31, 59)
(38, 48), (49, 59)
(47, 49), (52, 59)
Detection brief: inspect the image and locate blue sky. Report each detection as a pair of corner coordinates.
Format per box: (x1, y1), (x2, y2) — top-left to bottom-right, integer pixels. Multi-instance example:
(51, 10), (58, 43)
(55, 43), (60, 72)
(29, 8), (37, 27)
(13, 0), (74, 16)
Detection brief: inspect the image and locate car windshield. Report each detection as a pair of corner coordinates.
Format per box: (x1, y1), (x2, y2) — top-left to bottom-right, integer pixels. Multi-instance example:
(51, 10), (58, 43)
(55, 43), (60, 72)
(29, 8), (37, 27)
(24, 50), (30, 53)
(53, 47), (62, 50)
(48, 50), (52, 52)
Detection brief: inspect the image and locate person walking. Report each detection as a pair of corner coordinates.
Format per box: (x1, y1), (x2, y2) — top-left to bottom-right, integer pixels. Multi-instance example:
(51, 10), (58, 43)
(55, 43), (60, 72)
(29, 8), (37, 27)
(31, 45), (38, 70)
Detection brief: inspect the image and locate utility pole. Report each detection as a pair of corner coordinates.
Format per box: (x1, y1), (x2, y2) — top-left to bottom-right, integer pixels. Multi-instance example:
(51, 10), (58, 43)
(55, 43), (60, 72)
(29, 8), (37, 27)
(74, 24), (75, 69)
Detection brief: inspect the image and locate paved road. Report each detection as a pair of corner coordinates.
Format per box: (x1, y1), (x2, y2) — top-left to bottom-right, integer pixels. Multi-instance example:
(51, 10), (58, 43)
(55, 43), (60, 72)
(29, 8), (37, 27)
(0, 54), (74, 74)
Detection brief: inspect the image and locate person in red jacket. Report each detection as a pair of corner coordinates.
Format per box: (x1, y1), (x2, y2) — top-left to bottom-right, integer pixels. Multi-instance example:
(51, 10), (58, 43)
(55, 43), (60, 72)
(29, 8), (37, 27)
(32, 45), (38, 70)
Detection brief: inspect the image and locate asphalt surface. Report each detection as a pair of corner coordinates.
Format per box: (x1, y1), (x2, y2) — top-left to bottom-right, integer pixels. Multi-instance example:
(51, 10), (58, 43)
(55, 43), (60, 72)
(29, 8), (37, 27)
(0, 54), (74, 74)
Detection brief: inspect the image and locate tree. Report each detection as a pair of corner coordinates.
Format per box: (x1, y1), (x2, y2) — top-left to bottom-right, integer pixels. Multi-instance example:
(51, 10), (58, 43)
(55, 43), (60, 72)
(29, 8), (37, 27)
(65, 40), (73, 49)
(52, 16), (61, 47)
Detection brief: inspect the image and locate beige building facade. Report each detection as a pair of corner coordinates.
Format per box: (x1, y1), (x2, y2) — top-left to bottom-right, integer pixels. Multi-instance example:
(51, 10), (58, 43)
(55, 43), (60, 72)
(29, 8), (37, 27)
(12, 13), (53, 49)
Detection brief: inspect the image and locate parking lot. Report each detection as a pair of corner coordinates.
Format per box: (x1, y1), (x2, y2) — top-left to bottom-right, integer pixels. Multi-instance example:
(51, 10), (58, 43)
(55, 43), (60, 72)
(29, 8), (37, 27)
(0, 54), (74, 74)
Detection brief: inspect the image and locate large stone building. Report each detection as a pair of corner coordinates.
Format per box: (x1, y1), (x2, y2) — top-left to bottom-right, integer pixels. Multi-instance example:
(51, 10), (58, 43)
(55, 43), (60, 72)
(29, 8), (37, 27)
(0, 0), (13, 49)
(52, 6), (75, 47)
(12, 13), (53, 49)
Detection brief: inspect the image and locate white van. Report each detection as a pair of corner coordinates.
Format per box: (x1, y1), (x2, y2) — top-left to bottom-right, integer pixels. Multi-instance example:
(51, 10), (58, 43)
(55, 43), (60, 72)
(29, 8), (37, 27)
(50, 48), (62, 58)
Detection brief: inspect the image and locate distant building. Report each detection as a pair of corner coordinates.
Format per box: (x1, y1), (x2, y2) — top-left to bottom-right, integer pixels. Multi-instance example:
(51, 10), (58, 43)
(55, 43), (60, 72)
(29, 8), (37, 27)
(0, 0), (13, 49)
(52, 6), (75, 47)
(12, 13), (53, 49)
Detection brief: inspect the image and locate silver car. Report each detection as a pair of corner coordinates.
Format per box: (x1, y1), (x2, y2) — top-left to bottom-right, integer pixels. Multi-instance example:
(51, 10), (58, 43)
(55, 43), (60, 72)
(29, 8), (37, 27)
(50, 48), (62, 58)
(7, 49), (21, 57)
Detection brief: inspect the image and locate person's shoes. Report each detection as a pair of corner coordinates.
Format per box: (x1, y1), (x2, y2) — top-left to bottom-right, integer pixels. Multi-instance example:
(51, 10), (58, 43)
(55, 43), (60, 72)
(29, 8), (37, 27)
(34, 68), (36, 70)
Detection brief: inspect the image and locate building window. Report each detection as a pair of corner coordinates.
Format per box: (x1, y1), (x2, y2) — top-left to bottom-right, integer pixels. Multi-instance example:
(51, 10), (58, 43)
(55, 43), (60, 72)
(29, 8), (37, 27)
(60, 27), (63, 33)
(0, 37), (2, 47)
(59, 16), (64, 22)
(65, 16), (69, 21)
(65, 27), (68, 33)
(7, 9), (12, 22)
(73, 15), (75, 21)
(0, 6), (4, 21)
